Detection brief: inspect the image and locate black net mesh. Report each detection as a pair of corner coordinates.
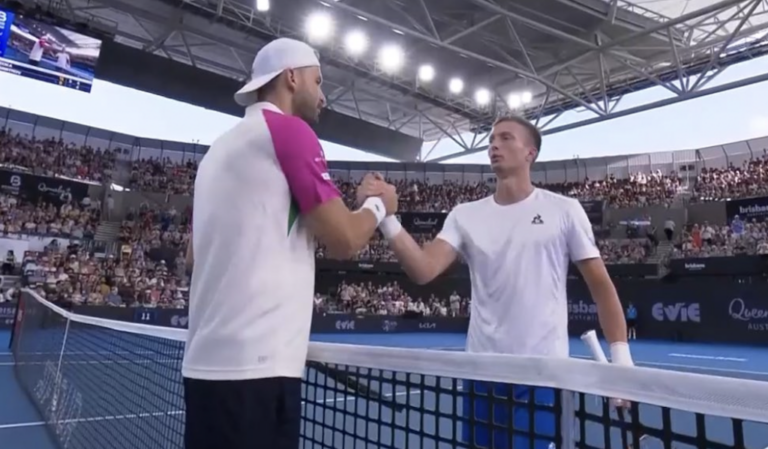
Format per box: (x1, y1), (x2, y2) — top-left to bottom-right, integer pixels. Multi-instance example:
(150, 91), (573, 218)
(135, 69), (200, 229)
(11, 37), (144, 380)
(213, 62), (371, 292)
(11, 290), (768, 449)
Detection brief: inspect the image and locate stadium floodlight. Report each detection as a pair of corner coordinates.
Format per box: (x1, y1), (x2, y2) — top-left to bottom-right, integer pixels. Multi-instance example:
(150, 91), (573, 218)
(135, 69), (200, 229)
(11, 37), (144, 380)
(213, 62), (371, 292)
(378, 44), (404, 73)
(256, 0), (269, 12)
(418, 65), (435, 82)
(521, 91), (533, 104)
(507, 93), (522, 109)
(306, 11), (334, 43)
(344, 30), (368, 56)
(474, 88), (491, 106)
(448, 77), (464, 94)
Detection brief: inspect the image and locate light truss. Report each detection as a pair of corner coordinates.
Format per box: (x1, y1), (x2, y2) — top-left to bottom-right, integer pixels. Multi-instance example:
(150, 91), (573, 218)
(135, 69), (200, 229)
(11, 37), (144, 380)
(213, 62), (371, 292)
(24, 0), (768, 160)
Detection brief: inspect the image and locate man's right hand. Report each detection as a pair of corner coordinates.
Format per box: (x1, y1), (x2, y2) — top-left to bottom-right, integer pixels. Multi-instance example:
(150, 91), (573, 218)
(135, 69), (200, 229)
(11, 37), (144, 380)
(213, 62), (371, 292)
(379, 183), (398, 216)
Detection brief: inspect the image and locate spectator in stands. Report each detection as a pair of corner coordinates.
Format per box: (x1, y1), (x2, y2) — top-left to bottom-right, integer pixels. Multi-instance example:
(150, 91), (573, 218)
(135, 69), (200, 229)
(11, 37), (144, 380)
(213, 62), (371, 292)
(322, 281), (469, 317)
(0, 194), (99, 239)
(0, 127), (116, 183)
(2, 250), (16, 275)
(692, 156), (768, 202)
(672, 219), (768, 258)
(664, 218), (675, 241)
(598, 239), (652, 264)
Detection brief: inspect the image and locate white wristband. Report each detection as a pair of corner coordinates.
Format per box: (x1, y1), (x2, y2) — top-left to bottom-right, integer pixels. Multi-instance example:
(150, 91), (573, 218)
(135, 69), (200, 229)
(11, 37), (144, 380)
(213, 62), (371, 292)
(379, 215), (403, 240)
(610, 342), (634, 367)
(361, 197), (386, 226)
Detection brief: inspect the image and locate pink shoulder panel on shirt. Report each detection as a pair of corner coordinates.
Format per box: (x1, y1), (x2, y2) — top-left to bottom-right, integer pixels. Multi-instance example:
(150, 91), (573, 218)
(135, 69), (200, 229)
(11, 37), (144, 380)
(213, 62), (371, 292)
(264, 110), (340, 213)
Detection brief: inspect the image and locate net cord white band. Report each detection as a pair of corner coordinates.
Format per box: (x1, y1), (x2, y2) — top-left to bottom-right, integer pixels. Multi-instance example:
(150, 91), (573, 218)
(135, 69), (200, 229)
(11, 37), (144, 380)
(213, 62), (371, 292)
(20, 289), (768, 425)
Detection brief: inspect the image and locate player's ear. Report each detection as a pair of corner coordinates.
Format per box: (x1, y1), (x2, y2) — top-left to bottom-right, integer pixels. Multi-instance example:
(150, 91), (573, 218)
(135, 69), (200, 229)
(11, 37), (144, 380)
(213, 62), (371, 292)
(528, 147), (538, 163)
(284, 70), (298, 92)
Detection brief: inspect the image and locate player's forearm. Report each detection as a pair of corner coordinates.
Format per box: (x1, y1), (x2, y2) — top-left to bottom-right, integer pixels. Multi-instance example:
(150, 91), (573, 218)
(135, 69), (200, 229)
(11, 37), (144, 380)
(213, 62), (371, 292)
(325, 209), (379, 260)
(387, 231), (439, 285)
(593, 285), (628, 345)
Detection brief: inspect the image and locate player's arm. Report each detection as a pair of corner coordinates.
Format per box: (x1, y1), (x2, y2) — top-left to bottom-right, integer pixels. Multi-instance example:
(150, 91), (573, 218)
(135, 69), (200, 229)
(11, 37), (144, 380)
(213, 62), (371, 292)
(274, 117), (381, 260)
(567, 202), (633, 366)
(379, 212), (460, 285)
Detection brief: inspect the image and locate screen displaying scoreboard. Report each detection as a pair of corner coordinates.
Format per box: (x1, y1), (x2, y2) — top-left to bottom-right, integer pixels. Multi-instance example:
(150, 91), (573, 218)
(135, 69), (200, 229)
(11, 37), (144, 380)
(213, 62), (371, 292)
(0, 8), (102, 93)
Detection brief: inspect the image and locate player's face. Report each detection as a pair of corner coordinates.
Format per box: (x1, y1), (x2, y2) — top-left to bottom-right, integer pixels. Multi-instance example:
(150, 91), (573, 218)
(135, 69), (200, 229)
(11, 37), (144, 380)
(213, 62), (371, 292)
(291, 66), (326, 124)
(488, 121), (536, 176)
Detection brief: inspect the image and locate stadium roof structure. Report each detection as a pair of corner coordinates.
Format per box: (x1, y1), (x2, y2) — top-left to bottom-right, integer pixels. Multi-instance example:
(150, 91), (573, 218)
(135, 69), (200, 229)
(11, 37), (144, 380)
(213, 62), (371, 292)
(32, 0), (768, 160)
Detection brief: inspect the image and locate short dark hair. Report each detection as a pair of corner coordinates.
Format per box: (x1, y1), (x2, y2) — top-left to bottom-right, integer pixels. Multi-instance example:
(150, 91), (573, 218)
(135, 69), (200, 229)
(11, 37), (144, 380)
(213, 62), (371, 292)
(493, 115), (542, 155)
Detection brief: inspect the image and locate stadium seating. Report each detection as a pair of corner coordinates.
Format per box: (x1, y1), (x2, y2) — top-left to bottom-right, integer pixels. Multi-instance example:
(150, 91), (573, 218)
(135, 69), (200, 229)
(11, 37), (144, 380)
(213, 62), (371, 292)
(316, 280), (470, 317)
(671, 221), (768, 258)
(0, 128), (116, 183)
(2, 124), (768, 315)
(691, 157), (768, 202)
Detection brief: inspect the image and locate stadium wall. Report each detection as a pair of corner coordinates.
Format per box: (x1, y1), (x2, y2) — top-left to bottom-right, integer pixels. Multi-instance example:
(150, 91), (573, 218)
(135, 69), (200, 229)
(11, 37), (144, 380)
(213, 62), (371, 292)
(4, 278), (760, 345)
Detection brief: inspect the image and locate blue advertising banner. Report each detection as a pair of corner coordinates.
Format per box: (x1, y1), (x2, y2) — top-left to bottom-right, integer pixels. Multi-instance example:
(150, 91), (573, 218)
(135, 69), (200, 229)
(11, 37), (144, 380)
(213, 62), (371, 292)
(725, 196), (768, 222)
(0, 9), (13, 58)
(0, 302), (16, 329)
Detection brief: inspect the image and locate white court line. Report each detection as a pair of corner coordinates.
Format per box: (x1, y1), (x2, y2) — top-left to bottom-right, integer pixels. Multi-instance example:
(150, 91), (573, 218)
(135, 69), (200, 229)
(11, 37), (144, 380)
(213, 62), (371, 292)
(1, 359), (178, 367)
(0, 388), (422, 431)
(570, 354), (768, 376)
(668, 353), (747, 362)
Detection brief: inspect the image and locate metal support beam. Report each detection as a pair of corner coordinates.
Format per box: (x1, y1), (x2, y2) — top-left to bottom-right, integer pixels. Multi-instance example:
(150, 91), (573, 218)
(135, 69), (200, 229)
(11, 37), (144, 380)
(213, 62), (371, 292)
(143, 29), (175, 53)
(466, 0), (599, 51)
(504, 18), (536, 75)
(690, 0), (761, 92)
(414, 0), (440, 40)
(443, 15), (500, 44)
(607, 0), (619, 24)
(428, 68), (768, 162)
(179, 31), (197, 68)
(330, 1), (605, 116)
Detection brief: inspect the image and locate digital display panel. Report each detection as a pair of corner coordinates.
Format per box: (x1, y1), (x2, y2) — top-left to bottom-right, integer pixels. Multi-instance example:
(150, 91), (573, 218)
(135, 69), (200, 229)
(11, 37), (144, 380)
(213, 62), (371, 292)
(0, 8), (102, 92)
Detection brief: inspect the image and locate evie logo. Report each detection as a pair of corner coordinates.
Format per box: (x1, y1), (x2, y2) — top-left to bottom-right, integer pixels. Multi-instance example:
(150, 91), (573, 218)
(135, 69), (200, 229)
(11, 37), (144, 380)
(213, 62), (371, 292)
(335, 320), (355, 331)
(652, 303), (700, 323)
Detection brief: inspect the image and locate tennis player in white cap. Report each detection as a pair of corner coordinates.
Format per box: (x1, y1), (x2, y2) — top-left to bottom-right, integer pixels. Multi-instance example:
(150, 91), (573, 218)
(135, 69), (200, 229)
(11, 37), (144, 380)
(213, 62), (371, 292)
(361, 115), (633, 449)
(182, 38), (398, 449)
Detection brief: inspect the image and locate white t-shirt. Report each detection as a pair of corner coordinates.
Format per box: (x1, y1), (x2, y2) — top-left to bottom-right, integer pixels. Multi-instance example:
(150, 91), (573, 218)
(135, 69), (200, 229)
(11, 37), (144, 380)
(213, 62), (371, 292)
(437, 188), (600, 358)
(182, 102), (340, 381)
(30, 40), (44, 62)
(57, 52), (70, 69)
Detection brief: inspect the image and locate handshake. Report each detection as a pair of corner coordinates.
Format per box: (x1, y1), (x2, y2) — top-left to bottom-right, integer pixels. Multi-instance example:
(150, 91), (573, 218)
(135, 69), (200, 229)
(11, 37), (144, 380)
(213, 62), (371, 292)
(356, 172), (398, 216)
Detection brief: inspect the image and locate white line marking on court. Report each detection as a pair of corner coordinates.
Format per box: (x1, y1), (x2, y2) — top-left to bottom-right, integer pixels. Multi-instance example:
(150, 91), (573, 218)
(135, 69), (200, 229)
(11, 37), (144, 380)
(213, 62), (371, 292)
(0, 360), (178, 367)
(667, 353), (747, 362)
(0, 411), (184, 430)
(571, 355), (768, 376)
(0, 388), (423, 430)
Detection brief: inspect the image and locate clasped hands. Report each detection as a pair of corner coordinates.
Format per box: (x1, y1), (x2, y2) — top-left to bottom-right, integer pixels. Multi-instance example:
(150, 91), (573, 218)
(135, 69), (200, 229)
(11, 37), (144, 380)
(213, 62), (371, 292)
(356, 172), (398, 216)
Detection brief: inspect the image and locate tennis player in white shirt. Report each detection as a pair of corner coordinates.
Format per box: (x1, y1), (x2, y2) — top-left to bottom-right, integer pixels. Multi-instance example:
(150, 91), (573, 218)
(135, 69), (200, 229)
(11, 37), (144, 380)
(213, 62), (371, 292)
(361, 115), (633, 449)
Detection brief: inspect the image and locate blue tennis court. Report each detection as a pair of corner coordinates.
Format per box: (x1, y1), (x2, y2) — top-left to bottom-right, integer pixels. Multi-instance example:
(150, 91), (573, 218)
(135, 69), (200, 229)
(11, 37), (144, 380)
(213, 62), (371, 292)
(2, 330), (768, 449)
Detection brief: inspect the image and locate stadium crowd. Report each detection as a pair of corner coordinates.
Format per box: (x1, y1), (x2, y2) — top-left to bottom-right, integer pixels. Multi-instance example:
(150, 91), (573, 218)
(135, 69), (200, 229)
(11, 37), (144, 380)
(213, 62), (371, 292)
(0, 128), (115, 182)
(671, 218), (768, 258)
(21, 242), (189, 309)
(316, 280), (471, 317)
(692, 156), (768, 202)
(0, 193), (100, 239)
(2, 127), (767, 314)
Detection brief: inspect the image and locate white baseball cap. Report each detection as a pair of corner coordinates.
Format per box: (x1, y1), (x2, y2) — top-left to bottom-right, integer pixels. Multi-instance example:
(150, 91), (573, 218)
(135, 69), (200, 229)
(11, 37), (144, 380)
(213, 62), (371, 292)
(234, 38), (321, 107)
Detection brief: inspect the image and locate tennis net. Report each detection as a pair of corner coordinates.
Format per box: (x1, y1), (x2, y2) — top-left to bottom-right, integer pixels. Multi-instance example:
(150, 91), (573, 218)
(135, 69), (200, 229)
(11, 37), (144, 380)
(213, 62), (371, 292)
(11, 289), (768, 449)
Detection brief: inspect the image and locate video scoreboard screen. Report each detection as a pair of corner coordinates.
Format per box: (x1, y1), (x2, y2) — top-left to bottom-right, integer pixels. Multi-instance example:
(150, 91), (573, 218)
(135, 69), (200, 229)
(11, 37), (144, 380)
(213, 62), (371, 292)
(0, 8), (102, 93)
